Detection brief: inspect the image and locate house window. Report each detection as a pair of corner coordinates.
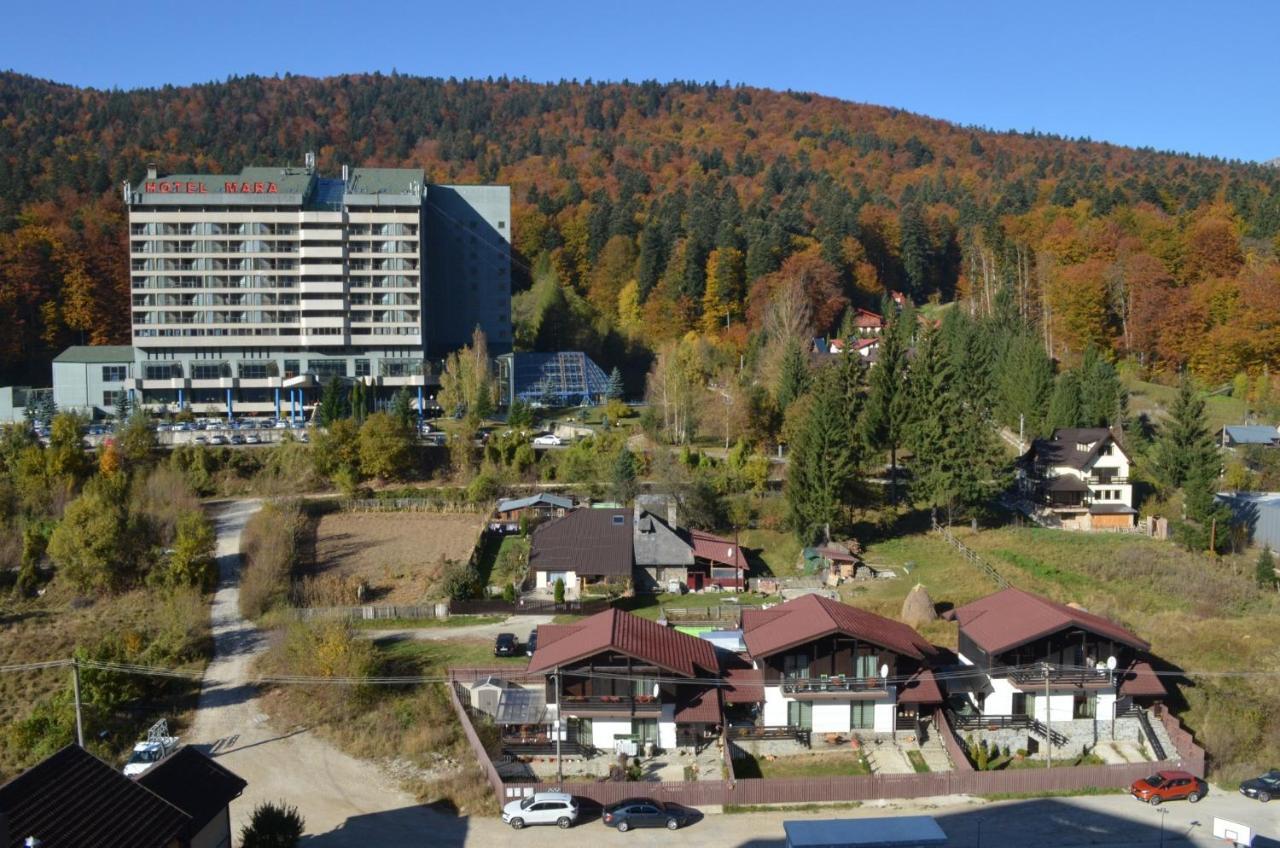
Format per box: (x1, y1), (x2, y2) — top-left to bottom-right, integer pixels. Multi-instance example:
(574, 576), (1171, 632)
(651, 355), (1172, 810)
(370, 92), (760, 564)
(103, 390), (124, 407)
(1100, 444), (1113, 456)
(855, 653), (878, 679)
(1073, 693), (1096, 719)
(632, 718), (659, 745)
(101, 365), (128, 382)
(1011, 693), (1028, 716)
(498, 221), (506, 229)
(850, 701), (875, 730)
(787, 700), (812, 729)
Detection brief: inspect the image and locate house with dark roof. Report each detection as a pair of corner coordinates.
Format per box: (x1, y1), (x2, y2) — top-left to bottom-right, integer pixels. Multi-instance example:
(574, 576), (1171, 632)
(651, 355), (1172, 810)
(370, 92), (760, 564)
(950, 588), (1165, 730)
(1018, 428), (1136, 530)
(528, 508), (633, 596)
(137, 746), (247, 848)
(741, 595), (941, 736)
(489, 492), (576, 533)
(0, 744), (245, 848)
(526, 608), (724, 752)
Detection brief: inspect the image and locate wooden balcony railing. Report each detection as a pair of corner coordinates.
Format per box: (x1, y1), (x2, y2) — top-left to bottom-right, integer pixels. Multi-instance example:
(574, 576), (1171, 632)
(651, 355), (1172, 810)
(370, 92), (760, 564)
(1006, 664), (1111, 687)
(781, 676), (887, 696)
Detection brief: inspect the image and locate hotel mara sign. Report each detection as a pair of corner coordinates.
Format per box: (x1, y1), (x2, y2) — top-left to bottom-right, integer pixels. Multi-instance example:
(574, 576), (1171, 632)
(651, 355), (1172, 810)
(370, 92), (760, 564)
(144, 181), (279, 194)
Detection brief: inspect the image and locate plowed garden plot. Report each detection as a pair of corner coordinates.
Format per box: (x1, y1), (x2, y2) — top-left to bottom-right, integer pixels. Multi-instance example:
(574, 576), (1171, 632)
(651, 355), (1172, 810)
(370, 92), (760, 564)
(307, 512), (487, 604)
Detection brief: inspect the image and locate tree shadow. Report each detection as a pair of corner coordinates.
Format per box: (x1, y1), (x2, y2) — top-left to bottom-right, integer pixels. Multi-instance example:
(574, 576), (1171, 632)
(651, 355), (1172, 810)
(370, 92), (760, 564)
(297, 803), (470, 847)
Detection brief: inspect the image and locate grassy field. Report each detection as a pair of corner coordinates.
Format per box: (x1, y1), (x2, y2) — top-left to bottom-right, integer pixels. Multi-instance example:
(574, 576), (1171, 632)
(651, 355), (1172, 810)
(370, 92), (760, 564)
(733, 750), (872, 779)
(858, 524), (1280, 782)
(1122, 371), (1246, 434)
(613, 591), (770, 621)
(738, 527), (804, 578)
(349, 614), (504, 631)
(473, 533), (528, 588)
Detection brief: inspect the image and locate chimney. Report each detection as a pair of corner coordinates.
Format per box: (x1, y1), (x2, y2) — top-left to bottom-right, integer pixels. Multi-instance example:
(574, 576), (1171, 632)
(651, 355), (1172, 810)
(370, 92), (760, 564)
(305, 151), (316, 171)
(145, 164), (157, 180)
(341, 164), (349, 183)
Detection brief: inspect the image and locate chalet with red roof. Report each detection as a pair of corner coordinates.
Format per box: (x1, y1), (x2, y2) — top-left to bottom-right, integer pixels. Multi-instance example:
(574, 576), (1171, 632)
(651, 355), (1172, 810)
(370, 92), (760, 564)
(527, 607), (724, 752)
(852, 308), (885, 335)
(950, 587), (1165, 728)
(742, 594), (941, 735)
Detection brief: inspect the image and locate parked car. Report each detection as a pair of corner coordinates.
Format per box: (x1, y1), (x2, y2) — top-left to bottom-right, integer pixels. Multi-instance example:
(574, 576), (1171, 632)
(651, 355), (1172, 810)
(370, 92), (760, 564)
(194, 436), (208, 445)
(1130, 771), (1206, 805)
(245, 434), (262, 445)
(501, 791), (579, 830)
(1240, 770), (1280, 802)
(494, 633), (520, 657)
(229, 434), (245, 445)
(526, 628), (538, 658)
(602, 798), (692, 832)
(532, 433), (563, 447)
(208, 435), (227, 446)
(273, 420), (289, 429)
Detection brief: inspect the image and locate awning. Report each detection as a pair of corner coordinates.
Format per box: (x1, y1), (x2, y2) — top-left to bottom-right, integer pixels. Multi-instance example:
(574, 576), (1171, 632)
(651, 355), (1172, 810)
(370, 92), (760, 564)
(898, 669), (944, 704)
(673, 687), (721, 724)
(1117, 660), (1166, 698)
(721, 665), (764, 704)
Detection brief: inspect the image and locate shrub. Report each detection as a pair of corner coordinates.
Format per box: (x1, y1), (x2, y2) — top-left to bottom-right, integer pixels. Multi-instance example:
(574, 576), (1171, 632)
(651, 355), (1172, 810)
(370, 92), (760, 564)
(239, 502), (305, 619)
(440, 557), (482, 601)
(240, 801), (305, 848)
(553, 577), (566, 604)
(501, 583), (517, 603)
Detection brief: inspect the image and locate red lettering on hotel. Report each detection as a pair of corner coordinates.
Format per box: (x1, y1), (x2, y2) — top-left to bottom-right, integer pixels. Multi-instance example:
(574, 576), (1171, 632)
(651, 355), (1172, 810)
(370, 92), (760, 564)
(145, 179), (275, 194)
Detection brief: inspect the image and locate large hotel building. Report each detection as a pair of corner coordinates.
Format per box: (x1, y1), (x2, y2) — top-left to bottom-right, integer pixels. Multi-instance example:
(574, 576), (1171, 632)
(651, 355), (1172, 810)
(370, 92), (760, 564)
(103, 156), (511, 417)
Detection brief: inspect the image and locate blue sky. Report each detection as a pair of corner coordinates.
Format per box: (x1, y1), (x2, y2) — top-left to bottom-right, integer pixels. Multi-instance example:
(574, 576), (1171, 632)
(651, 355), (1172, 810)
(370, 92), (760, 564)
(4, 1), (1276, 162)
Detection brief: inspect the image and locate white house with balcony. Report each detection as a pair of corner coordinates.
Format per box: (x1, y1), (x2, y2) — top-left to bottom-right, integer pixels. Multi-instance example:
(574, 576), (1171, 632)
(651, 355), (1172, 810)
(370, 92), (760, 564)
(1018, 427), (1135, 530)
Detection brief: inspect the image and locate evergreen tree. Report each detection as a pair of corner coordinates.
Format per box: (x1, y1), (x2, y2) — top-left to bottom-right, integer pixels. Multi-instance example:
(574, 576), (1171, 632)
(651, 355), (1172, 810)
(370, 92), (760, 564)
(775, 341), (811, 411)
(1257, 546), (1277, 589)
(906, 328), (997, 524)
(858, 303), (910, 503)
(390, 387), (415, 426)
(1078, 347), (1126, 427)
(898, 202), (931, 296)
(113, 390), (133, 423)
(317, 377), (348, 426)
(1150, 374), (1218, 492)
(996, 333), (1054, 437)
(605, 367), (625, 400)
(1047, 370), (1084, 430)
(785, 365), (862, 543)
(612, 446), (638, 505)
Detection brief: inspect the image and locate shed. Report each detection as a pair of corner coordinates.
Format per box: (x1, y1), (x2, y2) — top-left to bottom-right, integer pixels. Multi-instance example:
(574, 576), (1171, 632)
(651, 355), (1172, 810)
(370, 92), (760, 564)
(783, 816), (948, 847)
(1216, 491), (1280, 552)
(469, 676), (515, 717)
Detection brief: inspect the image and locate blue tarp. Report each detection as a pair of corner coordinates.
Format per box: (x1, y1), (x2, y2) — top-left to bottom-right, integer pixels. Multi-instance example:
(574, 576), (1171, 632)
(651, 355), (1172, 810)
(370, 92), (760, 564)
(784, 816), (948, 848)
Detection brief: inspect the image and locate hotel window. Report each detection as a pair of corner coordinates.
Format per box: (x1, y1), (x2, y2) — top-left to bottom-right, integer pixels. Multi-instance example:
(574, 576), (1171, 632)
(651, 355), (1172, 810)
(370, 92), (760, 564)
(103, 390), (124, 407)
(354, 359), (371, 377)
(101, 365), (128, 382)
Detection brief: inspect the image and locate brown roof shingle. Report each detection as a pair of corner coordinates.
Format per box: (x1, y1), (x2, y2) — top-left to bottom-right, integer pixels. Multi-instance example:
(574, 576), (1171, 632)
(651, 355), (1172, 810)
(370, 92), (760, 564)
(136, 746), (246, 838)
(529, 508), (634, 578)
(741, 595), (934, 660)
(0, 745), (190, 848)
(953, 587), (1149, 656)
(526, 608), (718, 677)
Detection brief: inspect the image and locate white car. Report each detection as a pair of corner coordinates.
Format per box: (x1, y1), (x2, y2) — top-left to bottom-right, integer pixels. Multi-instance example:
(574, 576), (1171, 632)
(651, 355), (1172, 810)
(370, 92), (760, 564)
(122, 736), (179, 777)
(502, 792), (579, 830)
(532, 434), (564, 447)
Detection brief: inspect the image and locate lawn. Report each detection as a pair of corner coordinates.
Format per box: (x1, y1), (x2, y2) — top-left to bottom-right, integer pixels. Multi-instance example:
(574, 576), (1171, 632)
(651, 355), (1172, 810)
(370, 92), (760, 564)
(733, 751), (872, 779)
(1122, 371), (1246, 434)
(473, 533), (529, 588)
(857, 522), (1280, 782)
(349, 614), (504, 631)
(373, 638), (532, 675)
(739, 527), (804, 578)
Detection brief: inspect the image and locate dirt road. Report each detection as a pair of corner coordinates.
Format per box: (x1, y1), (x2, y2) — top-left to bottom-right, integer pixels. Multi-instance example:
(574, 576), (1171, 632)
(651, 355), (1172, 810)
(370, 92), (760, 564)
(191, 499), (469, 846)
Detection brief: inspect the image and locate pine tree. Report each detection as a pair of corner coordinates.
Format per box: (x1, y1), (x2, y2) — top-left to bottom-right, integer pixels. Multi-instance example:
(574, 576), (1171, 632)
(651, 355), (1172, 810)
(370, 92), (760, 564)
(786, 365), (862, 543)
(605, 367), (625, 400)
(1257, 546), (1277, 589)
(612, 446), (638, 505)
(317, 377), (348, 426)
(996, 333), (1054, 437)
(1150, 374), (1218, 492)
(1047, 370), (1083, 430)
(858, 304), (909, 502)
(775, 341), (811, 411)
(1078, 347), (1126, 427)
(390, 387), (415, 426)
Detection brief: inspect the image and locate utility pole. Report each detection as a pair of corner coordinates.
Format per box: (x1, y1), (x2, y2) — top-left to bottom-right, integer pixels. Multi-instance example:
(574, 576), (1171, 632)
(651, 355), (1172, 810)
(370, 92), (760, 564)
(1019, 414), (1025, 453)
(71, 658), (84, 748)
(554, 667), (563, 786)
(1043, 662), (1051, 768)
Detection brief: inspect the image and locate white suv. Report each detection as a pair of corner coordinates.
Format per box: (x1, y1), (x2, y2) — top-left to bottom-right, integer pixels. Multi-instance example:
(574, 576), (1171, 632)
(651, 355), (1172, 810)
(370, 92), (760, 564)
(502, 792), (579, 829)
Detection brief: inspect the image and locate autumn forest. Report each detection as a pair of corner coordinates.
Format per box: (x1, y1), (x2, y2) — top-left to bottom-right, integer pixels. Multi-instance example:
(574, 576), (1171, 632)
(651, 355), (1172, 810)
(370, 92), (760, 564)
(1, 71), (1279, 398)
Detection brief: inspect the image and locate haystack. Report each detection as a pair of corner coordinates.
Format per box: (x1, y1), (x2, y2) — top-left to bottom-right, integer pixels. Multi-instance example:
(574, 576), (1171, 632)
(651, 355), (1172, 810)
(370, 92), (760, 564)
(901, 583), (937, 628)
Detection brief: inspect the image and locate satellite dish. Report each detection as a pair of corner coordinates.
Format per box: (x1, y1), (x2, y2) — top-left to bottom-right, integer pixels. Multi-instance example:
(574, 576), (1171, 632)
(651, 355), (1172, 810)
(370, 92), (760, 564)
(880, 663), (889, 679)
(653, 683), (660, 697)
(1106, 656), (1118, 671)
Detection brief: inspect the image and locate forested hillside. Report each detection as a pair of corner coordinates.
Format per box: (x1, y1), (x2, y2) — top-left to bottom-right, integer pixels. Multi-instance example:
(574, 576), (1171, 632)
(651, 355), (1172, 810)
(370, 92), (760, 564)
(2, 71), (1279, 388)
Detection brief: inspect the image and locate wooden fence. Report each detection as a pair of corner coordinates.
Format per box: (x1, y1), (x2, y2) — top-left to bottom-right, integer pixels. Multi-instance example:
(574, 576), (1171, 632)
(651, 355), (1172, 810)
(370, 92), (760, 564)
(340, 498), (485, 513)
(931, 520), (1009, 589)
(451, 598), (612, 616)
(275, 604), (445, 623)
(662, 605), (743, 625)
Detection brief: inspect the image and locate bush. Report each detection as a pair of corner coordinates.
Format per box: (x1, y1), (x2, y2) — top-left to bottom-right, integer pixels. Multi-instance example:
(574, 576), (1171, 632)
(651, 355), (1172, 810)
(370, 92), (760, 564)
(440, 557), (482, 601)
(241, 801), (305, 848)
(239, 502), (305, 619)
(553, 577), (566, 604)
(501, 583), (517, 603)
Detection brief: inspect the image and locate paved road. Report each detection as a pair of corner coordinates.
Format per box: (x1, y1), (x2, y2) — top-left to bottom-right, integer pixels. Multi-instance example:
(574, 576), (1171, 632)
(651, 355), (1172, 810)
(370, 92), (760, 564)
(190, 499), (469, 846)
(366, 614), (554, 644)
(459, 791), (1279, 848)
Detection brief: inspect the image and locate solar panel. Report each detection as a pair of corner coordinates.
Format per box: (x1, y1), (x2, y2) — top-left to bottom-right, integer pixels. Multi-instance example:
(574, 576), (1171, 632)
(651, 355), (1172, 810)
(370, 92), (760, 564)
(495, 688), (549, 725)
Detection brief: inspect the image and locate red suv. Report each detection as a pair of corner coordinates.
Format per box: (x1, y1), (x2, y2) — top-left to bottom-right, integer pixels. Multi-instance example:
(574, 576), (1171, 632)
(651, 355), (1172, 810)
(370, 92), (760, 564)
(1130, 770), (1206, 805)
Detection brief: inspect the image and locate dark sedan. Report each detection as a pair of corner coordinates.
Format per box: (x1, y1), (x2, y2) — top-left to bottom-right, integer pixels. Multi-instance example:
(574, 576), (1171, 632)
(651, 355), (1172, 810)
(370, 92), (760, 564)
(526, 628), (538, 658)
(601, 798), (692, 832)
(1240, 770), (1280, 802)
(494, 632), (520, 657)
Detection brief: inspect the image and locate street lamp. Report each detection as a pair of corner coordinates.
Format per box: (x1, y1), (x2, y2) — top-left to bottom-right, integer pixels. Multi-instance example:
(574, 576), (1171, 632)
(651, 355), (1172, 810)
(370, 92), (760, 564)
(1157, 806), (1169, 847)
